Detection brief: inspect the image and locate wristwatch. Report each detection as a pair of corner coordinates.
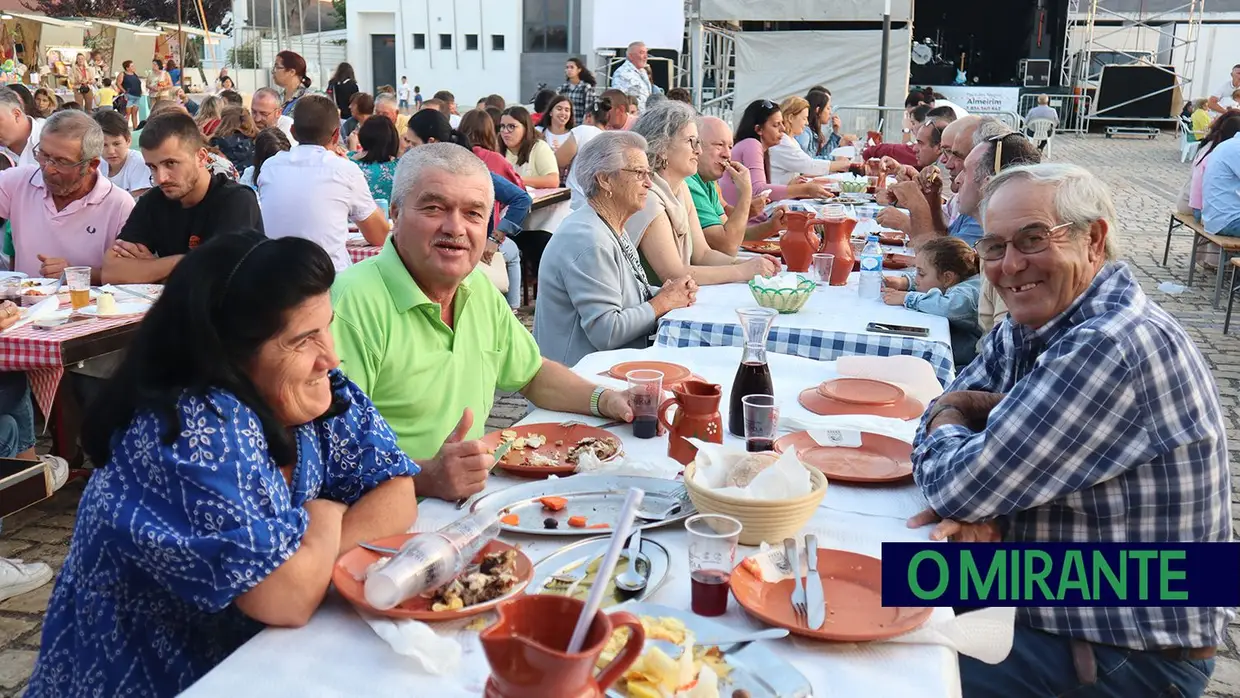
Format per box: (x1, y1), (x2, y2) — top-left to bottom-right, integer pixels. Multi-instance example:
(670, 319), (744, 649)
(589, 386), (608, 417)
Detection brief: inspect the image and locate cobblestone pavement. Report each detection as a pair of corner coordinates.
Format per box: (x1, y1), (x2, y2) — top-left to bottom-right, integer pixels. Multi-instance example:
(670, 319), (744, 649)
(1, 135), (1239, 696)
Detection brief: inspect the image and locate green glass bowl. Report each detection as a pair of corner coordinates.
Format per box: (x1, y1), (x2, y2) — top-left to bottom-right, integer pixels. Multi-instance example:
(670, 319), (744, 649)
(748, 276), (817, 314)
(839, 179), (869, 193)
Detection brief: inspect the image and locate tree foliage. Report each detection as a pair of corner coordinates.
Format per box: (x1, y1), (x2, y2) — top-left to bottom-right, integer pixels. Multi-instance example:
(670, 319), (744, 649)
(22, 0), (233, 31)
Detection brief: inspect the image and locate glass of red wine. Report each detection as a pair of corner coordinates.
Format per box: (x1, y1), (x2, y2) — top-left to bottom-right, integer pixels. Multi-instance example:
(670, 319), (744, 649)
(742, 394), (779, 453)
(685, 514), (743, 616)
(625, 369), (664, 439)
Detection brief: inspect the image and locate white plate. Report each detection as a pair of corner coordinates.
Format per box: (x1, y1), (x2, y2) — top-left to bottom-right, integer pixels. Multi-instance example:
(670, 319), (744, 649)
(0, 271), (27, 280)
(76, 302), (150, 317)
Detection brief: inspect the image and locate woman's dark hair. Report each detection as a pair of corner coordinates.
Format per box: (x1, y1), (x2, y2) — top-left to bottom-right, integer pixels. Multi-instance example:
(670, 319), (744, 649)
(484, 94), (506, 110)
(8, 83), (36, 116)
(909, 103), (932, 124)
(358, 114), (400, 163)
(152, 58), (164, 70)
(533, 89), (557, 115)
(277, 50), (311, 88)
(539, 94), (575, 132)
(252, 127), (291, 189)
(918, 236), (979, 284)
(904, 89), (929, 109)
(459, 109), (498, 152)
(1196, 110), (1240, 164)
(499, 105), (538, 165)
(350, 91), (375, 117)
(83, 232), (339, 467)
(216, 105), (258, 139)
(166, 57), (178, 70)
(331, 61), (356, 84)
(220, 76), (235, 89)
(805, 90), (830, 145)
(666, 87), (691, 104)
(566, 57), (596, 86)
(407, 108), (470, 148)
(733, 99), (781, 146)
(485, 106), (504, 137)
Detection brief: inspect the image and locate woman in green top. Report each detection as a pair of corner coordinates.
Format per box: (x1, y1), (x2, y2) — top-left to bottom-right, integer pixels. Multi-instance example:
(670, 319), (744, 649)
(353, 115), (400, 203)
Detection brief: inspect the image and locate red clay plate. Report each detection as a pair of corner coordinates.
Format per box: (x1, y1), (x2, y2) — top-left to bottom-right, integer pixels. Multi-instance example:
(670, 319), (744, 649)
(774, 431), (913, 483)
(799, 387), (924, 420)
(817, 377), (905, 405)
(607, 360), (692, 386)
(740, 240), (784, 256)
(730, 548), (932, 641)
(480, 423), (623, 478)
(333, 534), (533, 621)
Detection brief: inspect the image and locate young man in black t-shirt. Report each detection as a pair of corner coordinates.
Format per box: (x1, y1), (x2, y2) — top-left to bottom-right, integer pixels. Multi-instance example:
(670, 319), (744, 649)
(102, 111), (262, 284)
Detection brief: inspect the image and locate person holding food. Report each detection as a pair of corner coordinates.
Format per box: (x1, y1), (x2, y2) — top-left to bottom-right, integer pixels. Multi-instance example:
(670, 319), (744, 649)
(331, 143), (634, 502)
(25, 232), (419, 697)
(626, 100), (780, 286)
(687, 116), (785, 257)
(768, 96), (849, 186)
(719, 99), (831, 214)
(534, 131), (697, 366)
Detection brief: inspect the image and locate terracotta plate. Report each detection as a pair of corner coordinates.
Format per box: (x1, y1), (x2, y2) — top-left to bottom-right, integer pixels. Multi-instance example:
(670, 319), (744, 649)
(607, 361), (692, 386)
(740, 240), (783, 256)
(333, 534), (533, 621)
(774, 431), (913, 483)
(799, 387), (924, 420)
(480, 423), (623, 478)
(730, 548), (932, 641)
(817, 377), (906, 405)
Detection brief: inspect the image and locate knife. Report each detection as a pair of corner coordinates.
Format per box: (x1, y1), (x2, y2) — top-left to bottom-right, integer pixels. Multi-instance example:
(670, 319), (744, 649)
(108, 284), (158, 303)
(804, 534), (826, 630)
(455, 440), (515, 510)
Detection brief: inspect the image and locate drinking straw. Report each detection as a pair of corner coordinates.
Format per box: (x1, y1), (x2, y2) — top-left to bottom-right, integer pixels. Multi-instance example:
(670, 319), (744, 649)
(566, 487), (644, 654)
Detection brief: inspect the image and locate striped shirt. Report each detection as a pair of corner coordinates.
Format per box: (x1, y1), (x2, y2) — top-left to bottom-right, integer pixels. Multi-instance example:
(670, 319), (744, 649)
(913, 262), (1232, 651)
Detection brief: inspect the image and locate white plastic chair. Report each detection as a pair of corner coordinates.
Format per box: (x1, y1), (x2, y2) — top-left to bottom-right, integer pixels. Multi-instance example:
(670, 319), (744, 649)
(1178, 118), (1200, 163)
(1026, 119), (1057, 158)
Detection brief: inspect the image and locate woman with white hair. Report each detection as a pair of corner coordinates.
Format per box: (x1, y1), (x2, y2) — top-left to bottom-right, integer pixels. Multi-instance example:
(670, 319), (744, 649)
(534, 131), (697, 366)
(628, 101), (780, 286)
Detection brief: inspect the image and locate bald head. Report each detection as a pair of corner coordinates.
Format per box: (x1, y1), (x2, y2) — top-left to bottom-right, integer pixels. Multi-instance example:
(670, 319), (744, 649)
(697, 115), (734, 181)
(940, 115), (982, 191)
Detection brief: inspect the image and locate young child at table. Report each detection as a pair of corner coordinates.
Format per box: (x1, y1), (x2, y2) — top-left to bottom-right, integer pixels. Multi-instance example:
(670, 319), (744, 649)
(881, 236), (982, 368)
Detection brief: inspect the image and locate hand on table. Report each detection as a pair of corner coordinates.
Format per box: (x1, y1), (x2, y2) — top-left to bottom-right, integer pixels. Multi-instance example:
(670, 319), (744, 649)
(789, 181), (831, 199)
(597, 389), (634, 423)
(37, 255), (68, 279)
(111, 241), (155, 259)
(907, 508), (1002, 542)
(741, 254), (781, 278)
(0, 301), (19, 331)
(652, 275), (697, 316)
(875, 206), (910, 232)
(419, 408), (494, 500)
(882, 274), (910, 291)
(881, 287), (907, 306)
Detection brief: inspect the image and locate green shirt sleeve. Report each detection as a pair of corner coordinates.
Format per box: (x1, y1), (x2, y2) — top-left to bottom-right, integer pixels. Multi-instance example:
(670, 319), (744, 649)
(3, 222), (12, 259)
(687, 174), (724, 230)
(330, 297), (381, 397)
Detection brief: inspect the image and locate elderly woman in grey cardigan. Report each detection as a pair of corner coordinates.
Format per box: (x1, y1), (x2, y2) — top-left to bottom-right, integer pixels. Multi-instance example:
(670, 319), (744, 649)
(533, 131), (697, 366)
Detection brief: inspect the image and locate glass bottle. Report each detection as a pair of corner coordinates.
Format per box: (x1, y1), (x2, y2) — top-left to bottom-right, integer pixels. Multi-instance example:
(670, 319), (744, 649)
(728, 307), (778, 437)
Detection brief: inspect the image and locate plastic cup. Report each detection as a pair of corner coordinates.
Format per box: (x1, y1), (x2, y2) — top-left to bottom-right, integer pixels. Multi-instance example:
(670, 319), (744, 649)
(626, 369), (663, 439)
(64, 266), (90, 310)
(812, 254), (834, 287)
(741, 394), (778, 453)
(686, 514), (743, 616)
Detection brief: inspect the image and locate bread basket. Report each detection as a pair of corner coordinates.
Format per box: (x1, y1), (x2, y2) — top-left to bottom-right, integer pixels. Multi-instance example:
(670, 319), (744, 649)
(684, 459), (828, 545)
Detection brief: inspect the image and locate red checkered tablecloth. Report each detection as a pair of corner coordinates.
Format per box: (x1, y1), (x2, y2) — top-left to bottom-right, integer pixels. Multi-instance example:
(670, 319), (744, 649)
(0, 313), (143, 418)
(347, 241), (382, 264)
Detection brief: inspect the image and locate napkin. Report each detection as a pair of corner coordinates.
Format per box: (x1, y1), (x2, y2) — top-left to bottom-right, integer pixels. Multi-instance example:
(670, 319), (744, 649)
(3, 296), (60, 333)
(689, 440), (811, 500)
(751, 272), (808, 291)
(358, 611), (463, 675)
(836, 355), (945, 407)
(779, 413), (919, 443)
(574, 450), (682, 479)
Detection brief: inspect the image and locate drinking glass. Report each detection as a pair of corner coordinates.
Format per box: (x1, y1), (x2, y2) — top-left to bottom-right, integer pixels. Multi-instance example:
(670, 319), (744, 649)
(741, 394), (778, 452)
(626, 369), (664, 439)
(686, 514), (743, 616)
(65, 266), (90, 310)
(812, 254), (834, 287)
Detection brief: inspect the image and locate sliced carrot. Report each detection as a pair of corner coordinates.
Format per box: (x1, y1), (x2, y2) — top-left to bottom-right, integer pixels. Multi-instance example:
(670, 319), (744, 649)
(539, 496), (569, 512)
(500, 514), (520, 526)
(567, 515), (588, 528)
(587, 523), (610, 529)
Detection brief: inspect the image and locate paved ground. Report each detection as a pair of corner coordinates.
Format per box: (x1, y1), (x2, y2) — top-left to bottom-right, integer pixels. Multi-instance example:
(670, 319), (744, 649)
(1, 133), (1239, 696)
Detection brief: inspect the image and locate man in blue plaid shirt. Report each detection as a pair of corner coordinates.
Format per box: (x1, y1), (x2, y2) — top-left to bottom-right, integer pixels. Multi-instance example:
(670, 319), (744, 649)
(912, 163), (1231, 697)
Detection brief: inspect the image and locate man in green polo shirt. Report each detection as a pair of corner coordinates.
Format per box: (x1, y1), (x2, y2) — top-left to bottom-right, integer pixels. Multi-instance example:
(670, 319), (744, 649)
(331, 143), (634, 501)
(685, 115), (784, 256)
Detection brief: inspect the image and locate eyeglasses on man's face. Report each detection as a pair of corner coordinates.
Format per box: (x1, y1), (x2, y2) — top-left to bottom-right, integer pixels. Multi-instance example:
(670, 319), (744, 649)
(34, 145), (89, 171)
(974, 222), (1075, 261)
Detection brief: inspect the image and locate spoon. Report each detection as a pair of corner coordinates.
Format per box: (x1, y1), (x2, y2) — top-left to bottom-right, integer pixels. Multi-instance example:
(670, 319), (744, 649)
(614, 528), (647, 597)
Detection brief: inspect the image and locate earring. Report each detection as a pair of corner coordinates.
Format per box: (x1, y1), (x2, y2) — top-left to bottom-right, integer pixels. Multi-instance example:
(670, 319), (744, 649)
(606, 189), (613, 199)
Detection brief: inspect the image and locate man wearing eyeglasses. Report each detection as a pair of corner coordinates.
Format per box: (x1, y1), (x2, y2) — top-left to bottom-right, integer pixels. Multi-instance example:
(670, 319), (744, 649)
(251, 87), (297, 145)
(0, 86), (42, 168)
(909, 162), (1229, 698)
(0, 110), (133, 282)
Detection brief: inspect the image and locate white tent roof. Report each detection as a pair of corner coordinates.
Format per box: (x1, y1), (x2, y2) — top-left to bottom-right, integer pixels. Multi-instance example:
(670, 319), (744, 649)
(697, 0), (912, 22)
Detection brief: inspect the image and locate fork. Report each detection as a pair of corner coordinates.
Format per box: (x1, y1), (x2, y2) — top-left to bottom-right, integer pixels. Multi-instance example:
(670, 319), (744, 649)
(544, 554), (600, 594)
(784, 537), (807, 627)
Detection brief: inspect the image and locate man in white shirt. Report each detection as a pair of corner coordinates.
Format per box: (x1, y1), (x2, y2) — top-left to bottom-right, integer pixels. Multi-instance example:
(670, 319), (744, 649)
(250, 87), (297, 145)
(1208, 65), (1240, 114)
(0, 86), (43, 167)
(257, 94), (387, 271)
(611, 42), (655, 112)
(433, 90), (462, 128)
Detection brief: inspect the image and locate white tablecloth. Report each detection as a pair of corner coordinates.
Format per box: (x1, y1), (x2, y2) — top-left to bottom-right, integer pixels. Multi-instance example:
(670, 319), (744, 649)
(185, 347), (975, 698)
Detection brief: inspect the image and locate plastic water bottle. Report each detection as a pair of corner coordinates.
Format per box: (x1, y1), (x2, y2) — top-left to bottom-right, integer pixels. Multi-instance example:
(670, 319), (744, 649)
(859, 234), (883, 299)
(363, 511), (500, 610)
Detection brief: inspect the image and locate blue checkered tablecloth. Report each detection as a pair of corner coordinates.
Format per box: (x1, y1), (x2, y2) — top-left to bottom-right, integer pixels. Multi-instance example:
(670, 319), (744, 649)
(655, 319), (956, 385)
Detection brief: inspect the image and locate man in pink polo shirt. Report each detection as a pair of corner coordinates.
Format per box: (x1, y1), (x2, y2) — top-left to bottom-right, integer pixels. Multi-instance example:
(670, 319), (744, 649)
(0, 110), (133, 282)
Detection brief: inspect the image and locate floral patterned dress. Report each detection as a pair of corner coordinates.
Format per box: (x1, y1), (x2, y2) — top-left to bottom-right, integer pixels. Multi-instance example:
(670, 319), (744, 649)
(356, 159), (399, 203)
(25, 372), (418, 697)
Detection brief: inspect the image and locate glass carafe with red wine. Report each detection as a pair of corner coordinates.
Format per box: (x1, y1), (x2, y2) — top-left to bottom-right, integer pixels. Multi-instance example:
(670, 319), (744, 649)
(728, 307), (777, 437)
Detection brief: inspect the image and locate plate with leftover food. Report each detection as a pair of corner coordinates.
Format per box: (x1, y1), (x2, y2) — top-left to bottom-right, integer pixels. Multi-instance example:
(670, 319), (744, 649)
(472, 475), (694, 536)
(600, 603), (811, 698)
(332, 533), (533, 621)
(529, 534), (670, 606)
(739, 240), (783, 256)
(480, 422), (623, 478)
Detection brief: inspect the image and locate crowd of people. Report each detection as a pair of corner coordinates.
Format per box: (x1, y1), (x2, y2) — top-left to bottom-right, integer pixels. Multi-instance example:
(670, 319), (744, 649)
(0, 43), (1227, 698)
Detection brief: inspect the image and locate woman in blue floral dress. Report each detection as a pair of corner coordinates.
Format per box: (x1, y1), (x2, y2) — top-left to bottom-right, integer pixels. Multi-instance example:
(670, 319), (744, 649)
(25, 232), (420, 697)
(352, 114), (400, 203)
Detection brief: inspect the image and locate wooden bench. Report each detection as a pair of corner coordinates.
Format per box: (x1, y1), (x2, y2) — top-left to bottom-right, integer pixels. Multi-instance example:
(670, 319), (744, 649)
(1164, 211), (1240, 308)
(1227, 259), (1240, 334)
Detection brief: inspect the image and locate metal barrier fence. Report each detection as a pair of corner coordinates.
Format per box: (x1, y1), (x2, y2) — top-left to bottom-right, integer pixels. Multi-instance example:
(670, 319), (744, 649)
(834, 105), (1031, 145)
(1016, 93), (1093, 134)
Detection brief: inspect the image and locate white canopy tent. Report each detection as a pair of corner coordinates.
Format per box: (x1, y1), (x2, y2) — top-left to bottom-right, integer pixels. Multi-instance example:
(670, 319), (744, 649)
(697, 0), (912, 22)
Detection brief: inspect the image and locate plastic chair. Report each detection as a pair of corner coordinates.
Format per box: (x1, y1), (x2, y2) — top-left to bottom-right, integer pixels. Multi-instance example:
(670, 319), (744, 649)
(1178, 118), (1200, 163)
(1026, 119), (1056, 158)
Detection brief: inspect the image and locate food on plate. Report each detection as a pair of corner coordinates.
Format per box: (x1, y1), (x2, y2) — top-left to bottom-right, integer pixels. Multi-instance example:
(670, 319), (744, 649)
(97, 293), (116, 315)
(525, 451), (560, 467)
(588, 523), (611, 529)
(601, 616), (733, 698)
(539, 496), (568, 511)
(543, 517), (559, 529)
(567, 516), (588, 528)
(566, 436), (620, 465)
(428, 548), (520, 612)
(543, 552), (648, 605)
(500, 514), (520, 526)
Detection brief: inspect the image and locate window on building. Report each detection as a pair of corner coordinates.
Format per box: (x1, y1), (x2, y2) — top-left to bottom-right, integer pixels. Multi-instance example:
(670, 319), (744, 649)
(412, 33), (426, 49)
(465, 34), (479, 51)
(492, 34), (506, 51)
(439, 33), (452, 49)
(523, 0), (569, 52)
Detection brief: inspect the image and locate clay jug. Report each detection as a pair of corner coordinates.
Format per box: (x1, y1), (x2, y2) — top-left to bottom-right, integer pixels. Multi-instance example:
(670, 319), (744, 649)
(817, 217), (858, 286)
(657, 380), (724, 465)
(481, 595), (646, 698)
(778, 210), (820, 273)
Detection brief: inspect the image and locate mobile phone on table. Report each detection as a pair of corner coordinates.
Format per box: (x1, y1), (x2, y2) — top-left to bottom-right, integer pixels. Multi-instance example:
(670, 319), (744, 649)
(866, 322), (930, 338)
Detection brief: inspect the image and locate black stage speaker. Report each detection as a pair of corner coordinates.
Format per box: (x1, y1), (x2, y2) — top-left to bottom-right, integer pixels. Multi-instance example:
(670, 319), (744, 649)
(911, 63), (956, 87)
(1094, 64), (1176, 119)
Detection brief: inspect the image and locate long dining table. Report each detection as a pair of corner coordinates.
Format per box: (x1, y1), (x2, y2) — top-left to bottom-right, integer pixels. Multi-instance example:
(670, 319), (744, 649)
(184, 345), (1002, 698)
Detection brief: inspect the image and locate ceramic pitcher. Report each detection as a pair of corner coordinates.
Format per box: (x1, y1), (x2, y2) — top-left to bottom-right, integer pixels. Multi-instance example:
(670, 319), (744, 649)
(778, 210), (820, 273)
(657, 380), (724, 465)
(817, 216), (858, 286)
(481, 595), (645, 698)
